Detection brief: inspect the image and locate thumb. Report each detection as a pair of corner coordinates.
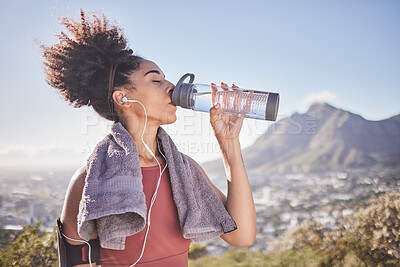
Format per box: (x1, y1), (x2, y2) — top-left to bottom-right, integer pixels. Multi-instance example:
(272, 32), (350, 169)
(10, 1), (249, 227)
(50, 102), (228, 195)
(210, 103), (221, 116)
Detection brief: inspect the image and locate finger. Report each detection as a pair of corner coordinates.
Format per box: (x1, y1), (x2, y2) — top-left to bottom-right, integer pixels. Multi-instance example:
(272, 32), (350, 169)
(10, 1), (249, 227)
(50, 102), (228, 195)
(220, 82), (230, 111)
(232, 83), (241, 114)
(245, 90), (254, 114)
(211, 83), (218, 105)
(221, 82), (229, 91)
(210, 102), (221, 114)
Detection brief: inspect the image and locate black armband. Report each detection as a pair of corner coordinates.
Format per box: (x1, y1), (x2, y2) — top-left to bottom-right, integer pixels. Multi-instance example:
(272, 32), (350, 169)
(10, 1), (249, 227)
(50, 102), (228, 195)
(56, 218), (100, 267)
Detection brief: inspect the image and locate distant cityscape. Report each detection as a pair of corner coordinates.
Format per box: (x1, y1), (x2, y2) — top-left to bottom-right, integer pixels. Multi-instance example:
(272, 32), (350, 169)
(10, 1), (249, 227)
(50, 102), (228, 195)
(205, 167), (400, 255)
(0, 166), (399, 255)
(0, 169), (71, 232)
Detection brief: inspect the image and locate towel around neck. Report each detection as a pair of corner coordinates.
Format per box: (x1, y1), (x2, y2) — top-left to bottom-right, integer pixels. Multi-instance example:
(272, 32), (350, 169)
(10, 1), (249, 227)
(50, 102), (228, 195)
(77, 122), (237, 250)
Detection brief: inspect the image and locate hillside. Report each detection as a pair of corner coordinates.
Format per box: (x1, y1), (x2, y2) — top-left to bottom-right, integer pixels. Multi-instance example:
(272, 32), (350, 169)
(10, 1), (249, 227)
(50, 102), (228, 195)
(202, 103), (400, 179)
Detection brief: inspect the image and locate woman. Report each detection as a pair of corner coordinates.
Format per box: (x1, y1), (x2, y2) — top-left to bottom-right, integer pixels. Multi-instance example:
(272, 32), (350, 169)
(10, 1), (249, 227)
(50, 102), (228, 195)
(43, 10), (256, 267)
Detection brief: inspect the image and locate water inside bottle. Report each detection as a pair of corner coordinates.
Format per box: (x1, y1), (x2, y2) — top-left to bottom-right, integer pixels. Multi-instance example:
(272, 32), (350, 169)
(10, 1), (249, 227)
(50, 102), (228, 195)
(192, 89), (269, 120)
(214, 91), (269, 120)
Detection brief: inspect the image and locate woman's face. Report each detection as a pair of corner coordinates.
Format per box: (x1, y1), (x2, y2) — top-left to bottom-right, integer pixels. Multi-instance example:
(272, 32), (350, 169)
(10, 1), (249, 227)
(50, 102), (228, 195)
(123, 60), (177, 126)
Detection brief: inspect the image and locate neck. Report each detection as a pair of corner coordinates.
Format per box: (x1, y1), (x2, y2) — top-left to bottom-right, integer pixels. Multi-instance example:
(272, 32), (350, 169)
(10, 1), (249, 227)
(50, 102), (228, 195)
(121, 117), (162, 166)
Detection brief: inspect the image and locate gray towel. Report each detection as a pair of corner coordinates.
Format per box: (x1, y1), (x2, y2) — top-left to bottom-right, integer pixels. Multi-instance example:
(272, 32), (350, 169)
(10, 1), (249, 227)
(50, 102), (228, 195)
(77, 122), (237, 250)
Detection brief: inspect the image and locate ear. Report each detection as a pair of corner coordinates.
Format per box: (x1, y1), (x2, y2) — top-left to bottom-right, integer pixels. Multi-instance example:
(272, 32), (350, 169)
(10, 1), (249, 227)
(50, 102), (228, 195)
(112, 90), (127, 108)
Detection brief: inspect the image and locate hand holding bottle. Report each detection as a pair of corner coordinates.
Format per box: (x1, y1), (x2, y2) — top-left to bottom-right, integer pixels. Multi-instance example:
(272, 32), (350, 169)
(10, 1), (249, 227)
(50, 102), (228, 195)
(210, 82), (255, 116)
(210, 82), (246, 142)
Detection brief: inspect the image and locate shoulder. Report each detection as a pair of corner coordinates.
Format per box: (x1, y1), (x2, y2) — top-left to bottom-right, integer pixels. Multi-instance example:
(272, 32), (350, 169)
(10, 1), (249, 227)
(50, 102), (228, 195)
(61, 165), (98, 243)
(61, 165), (87, 225)
(69, 165), (87, 194)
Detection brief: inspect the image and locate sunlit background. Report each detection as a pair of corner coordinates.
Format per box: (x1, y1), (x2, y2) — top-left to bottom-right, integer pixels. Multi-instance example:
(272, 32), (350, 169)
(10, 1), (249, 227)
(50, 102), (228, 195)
(0, 0), (399, 171)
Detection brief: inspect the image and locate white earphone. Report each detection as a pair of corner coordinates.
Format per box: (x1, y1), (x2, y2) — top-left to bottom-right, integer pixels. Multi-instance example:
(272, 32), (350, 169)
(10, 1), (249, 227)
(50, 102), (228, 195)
(122, 96), (138, 103)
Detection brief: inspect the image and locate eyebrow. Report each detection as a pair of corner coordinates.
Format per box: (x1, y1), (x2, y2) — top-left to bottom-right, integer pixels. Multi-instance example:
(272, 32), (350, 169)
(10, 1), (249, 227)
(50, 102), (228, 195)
(144, 70), (165, 78)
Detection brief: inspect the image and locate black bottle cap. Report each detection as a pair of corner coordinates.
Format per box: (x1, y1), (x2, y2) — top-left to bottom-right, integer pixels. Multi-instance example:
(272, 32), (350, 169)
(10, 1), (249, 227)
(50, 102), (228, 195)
(172, 73), (195, 109)
(265, 93), (280, 121)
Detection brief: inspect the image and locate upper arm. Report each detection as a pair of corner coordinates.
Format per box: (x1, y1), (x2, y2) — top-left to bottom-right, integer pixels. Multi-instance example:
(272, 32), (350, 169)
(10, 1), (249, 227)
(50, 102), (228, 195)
(187, 156), (227, 206)
(60, 166), (98, 244)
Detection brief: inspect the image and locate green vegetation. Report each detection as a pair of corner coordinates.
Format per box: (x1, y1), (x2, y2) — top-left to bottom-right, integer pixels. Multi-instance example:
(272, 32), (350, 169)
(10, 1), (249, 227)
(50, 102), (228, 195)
(322, 193), (400, 266)
(1, 193), (399, 266)
(188, 246), (329, 267)
(190, 193), (400, 267)
(0, 222), (57, 267)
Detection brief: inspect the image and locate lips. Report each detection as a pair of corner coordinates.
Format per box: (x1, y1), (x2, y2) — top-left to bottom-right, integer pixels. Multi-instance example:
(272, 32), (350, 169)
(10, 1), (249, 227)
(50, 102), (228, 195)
(168, 88), (176, 107)
(169, 95), (175, 106)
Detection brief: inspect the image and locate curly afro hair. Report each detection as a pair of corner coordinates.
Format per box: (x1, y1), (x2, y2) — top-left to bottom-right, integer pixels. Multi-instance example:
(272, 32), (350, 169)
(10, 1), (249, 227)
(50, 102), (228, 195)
(42, 9), (143, 121)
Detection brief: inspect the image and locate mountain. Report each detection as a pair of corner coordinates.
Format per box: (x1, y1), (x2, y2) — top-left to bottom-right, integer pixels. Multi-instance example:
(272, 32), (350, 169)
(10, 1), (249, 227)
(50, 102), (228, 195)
(202, 103), (400, 179)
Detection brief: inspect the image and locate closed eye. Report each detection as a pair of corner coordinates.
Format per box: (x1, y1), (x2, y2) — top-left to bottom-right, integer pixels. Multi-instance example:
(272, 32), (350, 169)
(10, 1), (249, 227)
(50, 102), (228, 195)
(153, 80), (161, 83)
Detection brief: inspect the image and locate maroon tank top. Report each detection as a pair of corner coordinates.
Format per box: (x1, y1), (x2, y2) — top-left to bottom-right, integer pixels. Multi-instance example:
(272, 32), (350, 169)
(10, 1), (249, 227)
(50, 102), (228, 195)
(100, 164), (191, 266)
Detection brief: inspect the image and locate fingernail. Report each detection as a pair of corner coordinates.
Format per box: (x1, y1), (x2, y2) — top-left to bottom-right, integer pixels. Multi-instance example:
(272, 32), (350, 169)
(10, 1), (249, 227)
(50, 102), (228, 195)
(215, 103), (221, 108)
(211, 83), (215, 85)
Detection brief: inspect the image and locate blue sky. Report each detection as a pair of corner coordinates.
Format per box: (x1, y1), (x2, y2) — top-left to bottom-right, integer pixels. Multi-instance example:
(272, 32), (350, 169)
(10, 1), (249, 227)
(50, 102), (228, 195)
(0, 0), (399, 170)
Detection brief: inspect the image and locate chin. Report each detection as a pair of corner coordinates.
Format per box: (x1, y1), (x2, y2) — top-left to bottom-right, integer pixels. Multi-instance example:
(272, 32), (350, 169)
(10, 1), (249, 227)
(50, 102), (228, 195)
(166, 114), (177, 125)
(162, 112), (177, 125)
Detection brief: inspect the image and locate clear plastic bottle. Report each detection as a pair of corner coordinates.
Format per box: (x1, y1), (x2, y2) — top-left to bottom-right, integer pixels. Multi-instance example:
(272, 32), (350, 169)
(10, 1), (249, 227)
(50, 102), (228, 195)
(172, 73), (280, 121)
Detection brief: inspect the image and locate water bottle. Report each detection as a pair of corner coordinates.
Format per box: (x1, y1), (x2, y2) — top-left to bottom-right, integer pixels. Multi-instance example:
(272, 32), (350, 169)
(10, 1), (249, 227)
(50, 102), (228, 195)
(171, 73), (280, 121)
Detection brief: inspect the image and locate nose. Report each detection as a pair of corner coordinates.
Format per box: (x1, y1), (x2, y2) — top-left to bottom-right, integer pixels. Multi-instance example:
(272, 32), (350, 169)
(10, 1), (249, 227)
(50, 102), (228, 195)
(166, 80), (174, 99)
(166, 80), (174, 93)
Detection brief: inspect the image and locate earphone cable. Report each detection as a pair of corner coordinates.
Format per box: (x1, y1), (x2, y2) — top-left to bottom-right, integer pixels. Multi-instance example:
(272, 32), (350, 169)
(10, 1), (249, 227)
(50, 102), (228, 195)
(61, 233), (93, 266)
(129, 100), (167, 267)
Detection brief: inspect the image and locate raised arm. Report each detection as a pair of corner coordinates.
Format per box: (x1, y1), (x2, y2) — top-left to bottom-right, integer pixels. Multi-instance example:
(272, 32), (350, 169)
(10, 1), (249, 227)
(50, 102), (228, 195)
(206, 82), (257, 247)
(189, 155), (256, 247)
